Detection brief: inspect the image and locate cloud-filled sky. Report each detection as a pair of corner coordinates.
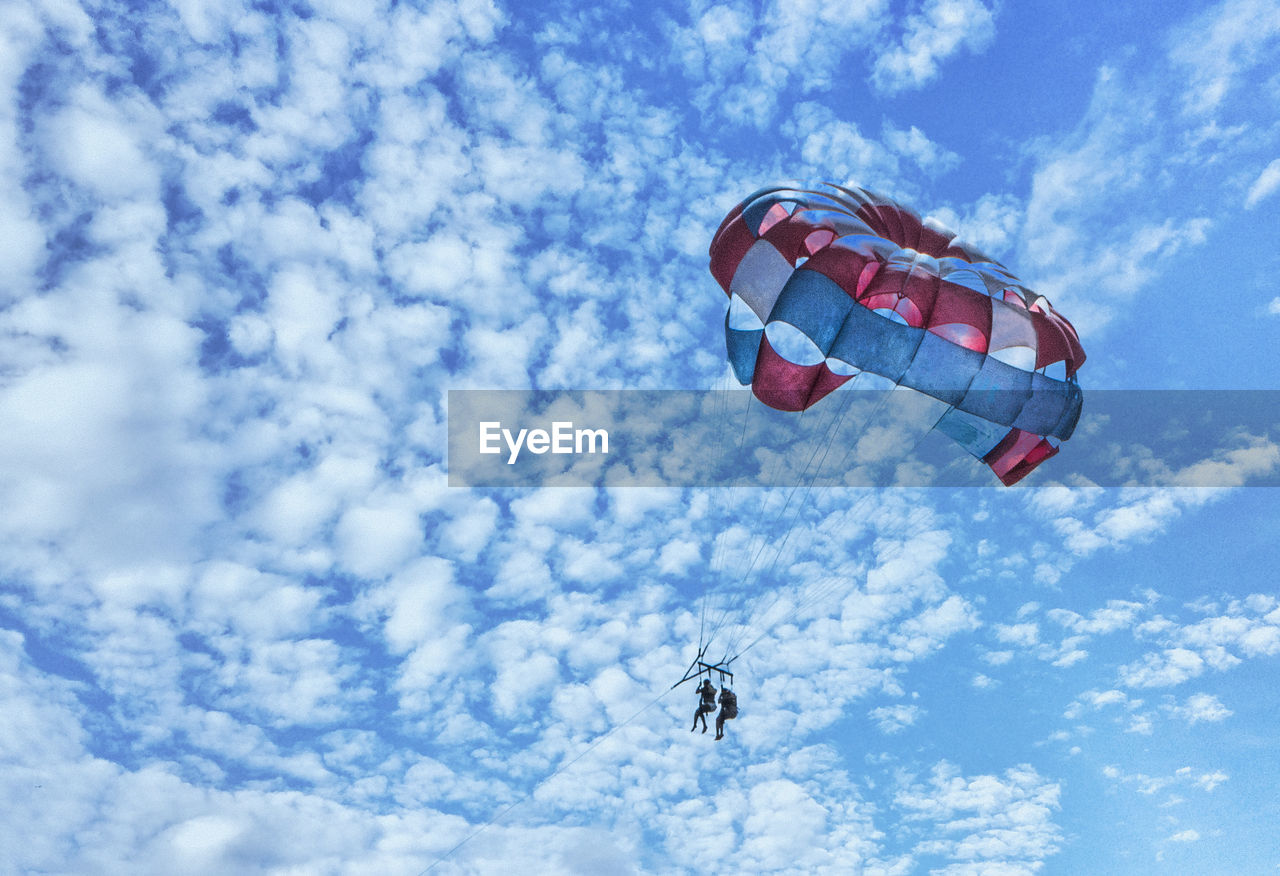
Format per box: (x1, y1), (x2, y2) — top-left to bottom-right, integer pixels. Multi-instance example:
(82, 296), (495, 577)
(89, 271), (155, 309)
(2, 0), (1280, 873)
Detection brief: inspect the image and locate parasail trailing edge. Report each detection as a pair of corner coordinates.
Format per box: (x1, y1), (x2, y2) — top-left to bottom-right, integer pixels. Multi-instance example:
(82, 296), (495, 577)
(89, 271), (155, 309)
(709, 182), (1085, 485)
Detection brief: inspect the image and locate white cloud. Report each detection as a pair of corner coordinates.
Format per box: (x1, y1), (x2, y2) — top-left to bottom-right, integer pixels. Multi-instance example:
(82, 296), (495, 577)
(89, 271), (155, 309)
(695, 3), (752, 51)
(670, 0), (888, 127)
(1107, 594), (1280, 693)
(657, 539), (702, 575)
(227, 312), (274, 357)
(438, 495), (499, 563)
(995, 622), (1039, 647)
(786, 103), (887, 185)
(559, 537), (625, 584)
(190, 562), (323, 639)
(889, 594), (980, 658)
(0, 323), (223, 572)
(606, 489), (682, 525)
(1017, 64), (1220, 332)
(1047, 601), (1144, 635)
(4, 0), (1277, 871)
(1170, 692), (1233, 724)
(870, 703), (922, 733)
(219, 637), (364, 726)
(925, 193), (1023, 259)
(489, 552), (556, 603)
(250, 451), (379, 547)
(1168, 0), (1280, 116)
(1244, 158), (1280, 209)
(895, 762), (1062, 868)
(871, 0), (998, 94)
(1119, 647), (1207, 688)
(367, 556), (463, 654)
(883, 123), (961, 174)
(1046, 489), (1241, 559)
(1064, 688), (1130, 720)
(1103, 764), (1229, 800)
(485, 620), (564, 720)
(39, 85), (162, 201)
(0, 166), (42, 301)
(334, 499), (424, 578)
(741, 779), (831, 869)
(511, 489), (598, 528)
(1194, 770), (1229, 792)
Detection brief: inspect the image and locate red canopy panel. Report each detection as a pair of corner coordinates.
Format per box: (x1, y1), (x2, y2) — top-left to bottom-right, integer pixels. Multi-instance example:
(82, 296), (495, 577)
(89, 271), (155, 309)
(801, 243), (873, 297)
(751, 332), (851, 411)
(709, 213), (754, 293)
(928, 280), (993, 350)
(983, 428), (1060, 485)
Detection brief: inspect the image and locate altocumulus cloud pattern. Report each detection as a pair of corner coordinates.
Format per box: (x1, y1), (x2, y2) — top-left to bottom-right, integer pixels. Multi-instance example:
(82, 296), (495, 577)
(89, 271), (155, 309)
(2, 0), (1280, 874)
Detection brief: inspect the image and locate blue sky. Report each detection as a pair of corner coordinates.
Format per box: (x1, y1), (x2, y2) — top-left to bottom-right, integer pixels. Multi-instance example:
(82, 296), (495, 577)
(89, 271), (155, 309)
(2, 0), (1280, 873)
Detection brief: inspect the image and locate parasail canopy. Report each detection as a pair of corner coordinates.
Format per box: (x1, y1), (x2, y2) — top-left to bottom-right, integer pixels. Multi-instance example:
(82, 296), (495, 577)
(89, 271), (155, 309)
(709, 182), (1085, 485)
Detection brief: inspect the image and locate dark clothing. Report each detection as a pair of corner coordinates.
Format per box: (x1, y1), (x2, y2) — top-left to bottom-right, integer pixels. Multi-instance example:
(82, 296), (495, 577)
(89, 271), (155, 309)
(691, 680), (716, 732)
(715, 689), (738, 740)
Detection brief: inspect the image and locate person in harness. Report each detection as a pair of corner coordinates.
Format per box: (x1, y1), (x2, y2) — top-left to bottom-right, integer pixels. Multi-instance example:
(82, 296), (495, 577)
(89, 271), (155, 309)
(715, 685), (738, 740)
(691, 678), (716, 733)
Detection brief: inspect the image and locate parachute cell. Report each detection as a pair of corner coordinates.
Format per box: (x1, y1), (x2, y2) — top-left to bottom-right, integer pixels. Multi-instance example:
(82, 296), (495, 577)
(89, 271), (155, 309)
(709, 182), (1085, 485)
